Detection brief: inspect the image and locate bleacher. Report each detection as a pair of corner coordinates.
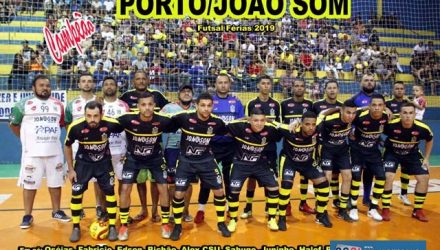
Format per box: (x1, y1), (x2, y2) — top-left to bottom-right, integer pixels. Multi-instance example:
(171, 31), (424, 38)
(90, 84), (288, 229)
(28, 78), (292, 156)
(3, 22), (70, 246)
(0, 11), (439, 107)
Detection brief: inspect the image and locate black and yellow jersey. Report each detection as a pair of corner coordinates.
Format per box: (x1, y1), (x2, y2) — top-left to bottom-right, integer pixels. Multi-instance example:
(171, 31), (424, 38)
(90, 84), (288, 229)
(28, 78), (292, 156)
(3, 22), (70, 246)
(351, 110), (388, 150)
(171, 111), (227, 161)
(318, 112), (352, 147)
(385, 98), (408, 118)
(119, 89), (169, 112)
(117, 111), (173, 162)
(65, 117), (123, 162)
(227, 120), (281, 165)
(245, 96), (281, 122)
(274, 122), (319, 163)
(312, 99), (343, 115)
(384, 118), (433, 155)
(280, 98), (314, 124)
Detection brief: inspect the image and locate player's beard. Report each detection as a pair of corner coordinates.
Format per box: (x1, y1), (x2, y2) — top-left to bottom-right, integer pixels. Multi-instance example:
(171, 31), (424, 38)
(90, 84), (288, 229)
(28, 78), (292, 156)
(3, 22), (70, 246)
(35, 90), (50, 100)
(88, 122), (98, 128)
(104, 89), (116, 98)
(362, 86), (375, 94)
(179, 97), (192, 106)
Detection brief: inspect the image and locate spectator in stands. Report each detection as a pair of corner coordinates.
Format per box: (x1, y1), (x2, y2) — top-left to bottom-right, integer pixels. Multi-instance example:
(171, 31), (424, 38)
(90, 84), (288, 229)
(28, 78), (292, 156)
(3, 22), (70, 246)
(21, 40), (34, 63)
(368, 30), (379, 46)
(94, 53), (113, 72)
(413, 41), (426, 56)
(298, 49), (316, 78)
(93, 62), (109, 89)
(76, 55), (91, 74)
(132, 52), (148, 71)
(230, 58), (248, 91)
(411, 55), (424, 81)
(241, 37), (256, 55)
(57, 53), (75, 90)
(431, 62), (440, 95)
(148, 57), (164, 91)
(111, 64), (130, 92)
(416, 64), (432, 89)
(103, 0), (114, 13)
(280, 67), (294, 99)
(188, 59), (206, 96)
(8, 53), (26, 90)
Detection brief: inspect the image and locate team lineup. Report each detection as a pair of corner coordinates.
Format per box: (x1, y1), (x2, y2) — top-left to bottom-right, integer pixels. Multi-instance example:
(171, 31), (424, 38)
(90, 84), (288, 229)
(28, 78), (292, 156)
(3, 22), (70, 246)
(8, 71), (434, 243)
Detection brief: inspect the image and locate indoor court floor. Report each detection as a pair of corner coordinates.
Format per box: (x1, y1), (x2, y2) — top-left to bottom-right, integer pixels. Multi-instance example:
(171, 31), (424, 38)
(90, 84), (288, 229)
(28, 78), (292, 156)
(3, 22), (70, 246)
(1, 168), (440, 249)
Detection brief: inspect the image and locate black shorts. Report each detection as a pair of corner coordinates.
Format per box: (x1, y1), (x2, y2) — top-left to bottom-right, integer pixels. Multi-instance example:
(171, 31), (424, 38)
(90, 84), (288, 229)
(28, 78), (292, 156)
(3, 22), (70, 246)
(383, 150), (429, 175)
(72, 159), (115, 196)
(175, 156), (223, 192)
(229, 161), (278, 193)
(121, 155), (167, 184)
(350, 147), (385, 180)
(279, 153), (325, 181)
(320, 145), (351, 171)
(212, 142), (234, 166)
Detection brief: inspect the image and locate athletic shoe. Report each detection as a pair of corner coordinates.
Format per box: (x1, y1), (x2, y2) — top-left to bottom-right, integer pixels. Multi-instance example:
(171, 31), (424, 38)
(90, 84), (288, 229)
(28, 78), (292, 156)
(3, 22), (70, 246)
(368, 209), (383, 221)
(349, 208), (359, 221)
(161, 224), (172, 239)
(217, 222), (231, 237)
(338, 209), (353, 222)
(194, 210), (205, 224)
(278, 216), (287, 231)
(108, 226), (118, 241)
(170, 224), (182, 241)
(332, 200), (340, 208)
(20, 215), (33, 229)
(381, 208), (391, 221)
(52, 210), (71, 222)
(267, 218), (279, 231)
(183, 214), (193, 222)
(69, 227), (81, 242)
(399, 194), (412, 206)
(227, 219), (237, 233)
(299, 203), (316, 214)
(118, 225), (129, 241)
(316, 211), (332, 228)
(240, 210), (252, 219)
(412, 209), (428, 222)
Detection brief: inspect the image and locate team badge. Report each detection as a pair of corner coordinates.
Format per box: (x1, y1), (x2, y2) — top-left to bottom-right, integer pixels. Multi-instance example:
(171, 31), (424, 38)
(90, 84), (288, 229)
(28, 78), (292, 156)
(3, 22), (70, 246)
(411, 136), (417, 142)
(152, 127), (159, 134)
(102, 133), (108, 141)
(230, 104), (235, 113)
(379, 124), (384, 132)
(312, 136), (317, 144)
(303, 108), (307, 113)
(262, 137), (267, 144)
(207, 126), (213, 134)
(270, 108), (275, 116)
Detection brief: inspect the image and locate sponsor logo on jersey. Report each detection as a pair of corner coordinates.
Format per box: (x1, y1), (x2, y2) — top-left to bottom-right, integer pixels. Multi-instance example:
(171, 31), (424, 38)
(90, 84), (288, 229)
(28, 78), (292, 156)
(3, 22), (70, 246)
(394, 129), (401, 134)
(230, 180), (241, 188)
(288, 103), (294, 107)
(322, 159), (332, 166)
(302, 103), (309, 107)
(363, 120), (370, 125)
(100, 127), (108, 132)
(254, 104), (261, 108)
(260, 131), (268, 136)
(189, 118), (197, 124)
(412, 131), (420, 136)
(131, 119), (140, 125)
(245, 128), (252, 133)
(208, 122), (217, 126)
(269, 103), (275, 107)
(35, 125), (59, 134)
(130, 96), (137, 100)
(81, 128), (90, 134)
(152, 122), (161, 126)
(284, 169), (294, 177)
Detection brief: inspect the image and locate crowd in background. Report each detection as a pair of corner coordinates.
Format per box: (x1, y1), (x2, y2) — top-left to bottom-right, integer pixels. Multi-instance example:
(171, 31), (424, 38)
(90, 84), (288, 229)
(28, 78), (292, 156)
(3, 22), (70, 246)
(5, 0), (440, 96)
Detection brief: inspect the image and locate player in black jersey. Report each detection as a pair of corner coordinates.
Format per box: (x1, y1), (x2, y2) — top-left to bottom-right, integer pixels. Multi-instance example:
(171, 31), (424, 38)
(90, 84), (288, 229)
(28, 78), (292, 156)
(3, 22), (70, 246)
(280, 79), (315, 215)
(276, 111), (332, 229)
(242, 75), (281, 219)
(312, 80), (343, 208)
(381, 102), (433, 222)
(119, 70), (169, 223)
(226, 108), (282, 232)
(169, 93), (231, 240)
(65, 101), (123, 242)
(318, 99), (357, 222)
(116, 92), (175, 240)
(348, 94), (388, 222)
(385, 81), (411, 206)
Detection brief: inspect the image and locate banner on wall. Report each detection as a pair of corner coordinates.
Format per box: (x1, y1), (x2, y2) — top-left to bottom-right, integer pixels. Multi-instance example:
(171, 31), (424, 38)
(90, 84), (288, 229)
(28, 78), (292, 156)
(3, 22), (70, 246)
(0, 91), (67, 120)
